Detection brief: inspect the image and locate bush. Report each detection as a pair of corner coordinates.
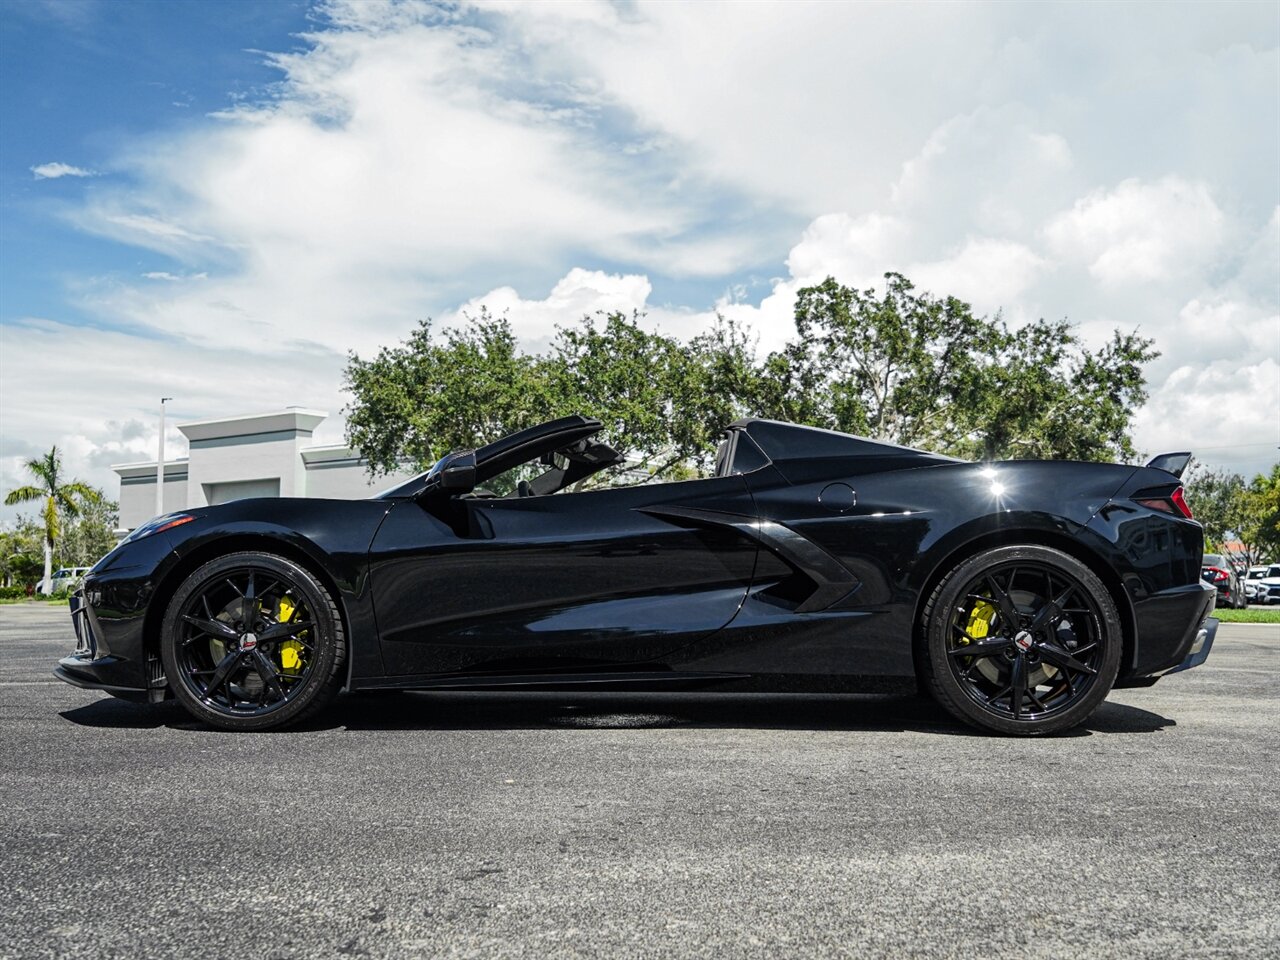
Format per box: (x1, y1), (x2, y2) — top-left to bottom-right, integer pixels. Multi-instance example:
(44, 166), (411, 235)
(1215, 608), (1280, 624)
(0, 585), (28, 600)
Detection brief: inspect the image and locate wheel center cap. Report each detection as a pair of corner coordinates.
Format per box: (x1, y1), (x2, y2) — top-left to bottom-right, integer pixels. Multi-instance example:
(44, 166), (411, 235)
(240, 632), (258, 651)
(1014, 630), (1033, 652)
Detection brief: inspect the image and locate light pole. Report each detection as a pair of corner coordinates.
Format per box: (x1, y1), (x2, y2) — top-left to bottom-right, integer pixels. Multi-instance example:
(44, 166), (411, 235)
(156, 397), (172, 518)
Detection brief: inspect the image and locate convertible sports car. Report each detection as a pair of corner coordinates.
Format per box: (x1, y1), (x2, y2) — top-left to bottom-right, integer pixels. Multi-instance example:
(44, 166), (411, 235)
(56, 416), (1217, 735)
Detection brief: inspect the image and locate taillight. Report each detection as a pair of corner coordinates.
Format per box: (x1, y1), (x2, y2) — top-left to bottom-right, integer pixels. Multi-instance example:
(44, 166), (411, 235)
(1204, 567), (1229, 583)
(1133, 485), (1193, 519)
(1170, 486), (1192, 519)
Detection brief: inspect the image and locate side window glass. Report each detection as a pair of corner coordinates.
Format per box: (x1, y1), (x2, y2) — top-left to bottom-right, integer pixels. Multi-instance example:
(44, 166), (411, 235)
(731, 433), (770, 474)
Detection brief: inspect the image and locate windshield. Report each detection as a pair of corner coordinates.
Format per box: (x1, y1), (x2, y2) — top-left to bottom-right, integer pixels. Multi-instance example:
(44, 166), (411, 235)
(1201, 555), (1223, 567)
(373, 455), (448, 499)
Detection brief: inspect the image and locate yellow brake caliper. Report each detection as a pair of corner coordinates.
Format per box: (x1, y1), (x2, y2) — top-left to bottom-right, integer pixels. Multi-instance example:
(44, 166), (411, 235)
(954, 599), (998, 682)
(961, 599), (998, 645)
(277, 597), (304, 675)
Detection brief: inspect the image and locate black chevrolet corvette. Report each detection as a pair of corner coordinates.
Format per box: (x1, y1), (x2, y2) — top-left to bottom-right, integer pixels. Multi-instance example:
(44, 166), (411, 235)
(57, 416), (1217, 735)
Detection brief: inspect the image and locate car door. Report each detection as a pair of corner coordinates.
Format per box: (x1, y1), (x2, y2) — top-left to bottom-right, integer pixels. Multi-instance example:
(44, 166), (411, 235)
(368, 474), (760, 678)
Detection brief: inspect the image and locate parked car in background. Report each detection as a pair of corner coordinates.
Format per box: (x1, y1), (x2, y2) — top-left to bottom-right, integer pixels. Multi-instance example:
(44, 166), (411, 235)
(1201, 555), (1245, 608)
(35, 567), (90, 596)
(1248, 564), (1280, 605)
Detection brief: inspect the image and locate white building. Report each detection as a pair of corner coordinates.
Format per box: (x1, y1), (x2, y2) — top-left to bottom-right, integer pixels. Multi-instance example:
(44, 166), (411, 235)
(113, 409), (419, 532)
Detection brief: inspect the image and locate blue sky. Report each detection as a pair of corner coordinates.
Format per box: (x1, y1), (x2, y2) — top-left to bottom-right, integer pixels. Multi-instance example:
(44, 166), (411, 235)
(1, 0), (1277, 517)
(1, 1), (312, 319)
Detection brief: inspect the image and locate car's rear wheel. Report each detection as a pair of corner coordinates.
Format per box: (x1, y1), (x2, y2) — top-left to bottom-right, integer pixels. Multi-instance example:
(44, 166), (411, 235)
(160, 552), (345, 731)
(919, 545), (1122, 736)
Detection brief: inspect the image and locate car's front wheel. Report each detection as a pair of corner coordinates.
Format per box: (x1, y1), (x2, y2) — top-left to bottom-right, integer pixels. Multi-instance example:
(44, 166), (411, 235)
(919, 545), (1122, 736)
(160, 552), (345, 731)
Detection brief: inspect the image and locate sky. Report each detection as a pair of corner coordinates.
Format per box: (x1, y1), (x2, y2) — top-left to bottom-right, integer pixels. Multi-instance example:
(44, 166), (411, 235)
(1, 0), (1277, 521)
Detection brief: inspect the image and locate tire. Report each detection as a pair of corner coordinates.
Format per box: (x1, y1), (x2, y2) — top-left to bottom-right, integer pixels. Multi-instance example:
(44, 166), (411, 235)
(919, 545), (1122, 736)
(160, 552), (346, 731)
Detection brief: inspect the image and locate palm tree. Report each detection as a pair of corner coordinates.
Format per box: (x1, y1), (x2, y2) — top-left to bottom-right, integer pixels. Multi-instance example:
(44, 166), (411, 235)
(5, 446), (101, 594)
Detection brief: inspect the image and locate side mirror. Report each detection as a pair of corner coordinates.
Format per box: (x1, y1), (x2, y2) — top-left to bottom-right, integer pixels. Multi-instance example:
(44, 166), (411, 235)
(438, 451), (478, 493)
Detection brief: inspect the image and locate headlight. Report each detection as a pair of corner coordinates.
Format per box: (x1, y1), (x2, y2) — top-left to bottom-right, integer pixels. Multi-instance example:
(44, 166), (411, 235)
(120, 512), (195, 545)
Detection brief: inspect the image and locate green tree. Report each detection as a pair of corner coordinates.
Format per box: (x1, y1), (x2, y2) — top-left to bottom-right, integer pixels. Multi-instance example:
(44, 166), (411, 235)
(1185, 464), (1279, 564)
(343, 273), (1160, 483)
(548, 312), (688, 476)
(969, 326), (1157, 462)
(767, 274), (1158, 461)
(4, 447), (102, 593)
(676, 317), (762, 473)
(768, 274), (992, 448)
(346, 310), (760, 484)
(548, 312), (756, 480)
(1185, 467), (1247, 555)
(1243, 464), (1280, 561)
(344, 310), (552, 475)
(57, 496), (119, 568)
(0, 520), (45, 589)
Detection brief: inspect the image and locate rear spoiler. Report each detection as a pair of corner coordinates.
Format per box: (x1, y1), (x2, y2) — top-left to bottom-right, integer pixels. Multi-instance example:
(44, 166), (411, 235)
(1146, 451), (1192, 479)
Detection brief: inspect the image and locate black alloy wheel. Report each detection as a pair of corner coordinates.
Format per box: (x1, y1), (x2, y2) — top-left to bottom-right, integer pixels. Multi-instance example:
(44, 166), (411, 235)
(160, 552), (345, 731)
(920, 545), (1122, 736)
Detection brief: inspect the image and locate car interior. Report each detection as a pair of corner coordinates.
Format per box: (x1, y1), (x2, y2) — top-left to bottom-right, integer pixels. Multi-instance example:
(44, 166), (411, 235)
(464, 422), (773, 500)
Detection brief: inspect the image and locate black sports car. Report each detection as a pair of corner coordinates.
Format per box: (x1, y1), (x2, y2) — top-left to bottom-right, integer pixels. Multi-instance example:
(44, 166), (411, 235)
(56, 416), (1217, 735)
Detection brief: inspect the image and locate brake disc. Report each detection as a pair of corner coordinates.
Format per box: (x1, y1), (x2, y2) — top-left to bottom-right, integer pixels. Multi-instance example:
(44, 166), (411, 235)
(966, 591), (1061, 688)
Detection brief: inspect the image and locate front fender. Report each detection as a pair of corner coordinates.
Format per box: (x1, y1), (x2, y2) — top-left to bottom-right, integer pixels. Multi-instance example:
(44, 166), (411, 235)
(156, 507), (391, 685)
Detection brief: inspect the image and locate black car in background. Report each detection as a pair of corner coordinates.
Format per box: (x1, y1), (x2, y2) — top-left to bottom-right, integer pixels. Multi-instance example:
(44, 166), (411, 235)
(1201, 554), (1245, 608)
(56, 417), (1217, 737)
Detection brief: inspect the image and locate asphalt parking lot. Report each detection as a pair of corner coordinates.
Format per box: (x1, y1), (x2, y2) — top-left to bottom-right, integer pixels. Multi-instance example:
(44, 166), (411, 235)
(3, 604), (1278, 959)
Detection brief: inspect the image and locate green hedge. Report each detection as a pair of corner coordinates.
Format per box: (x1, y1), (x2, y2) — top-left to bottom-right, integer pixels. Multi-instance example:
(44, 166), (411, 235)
(0, 586), (75, 601)
(1215, 608), (1280, 624)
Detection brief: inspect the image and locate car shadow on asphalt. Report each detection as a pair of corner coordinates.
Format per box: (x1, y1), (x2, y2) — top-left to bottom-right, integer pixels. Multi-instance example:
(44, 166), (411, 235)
(59, 691), (1176, 738)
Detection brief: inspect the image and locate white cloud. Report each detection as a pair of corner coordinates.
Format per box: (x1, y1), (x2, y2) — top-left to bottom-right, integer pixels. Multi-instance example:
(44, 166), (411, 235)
(449, 268), (653, 348)
(1043, 177), (1226, 283)
(53, 1), (758, 364)
(1172, 296), (1280, 366)
(30, 162), (94, 180)
(1133, 357), (1280, 474)
(0, 317), (350, 521)
(6, 0), (1278, 496)
(141, 271), (208, 282)
(480, 0), (1004, 216)
(1235, 206), (1280, 295)
(785, 213), (912, 290)
(908, 238), (1047, 314)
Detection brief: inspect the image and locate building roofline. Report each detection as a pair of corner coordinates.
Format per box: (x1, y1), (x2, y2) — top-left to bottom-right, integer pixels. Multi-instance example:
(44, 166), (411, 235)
(300, 444), (361, 464)
(178, 408), (327, 442)
(112, 458), (191, 476)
